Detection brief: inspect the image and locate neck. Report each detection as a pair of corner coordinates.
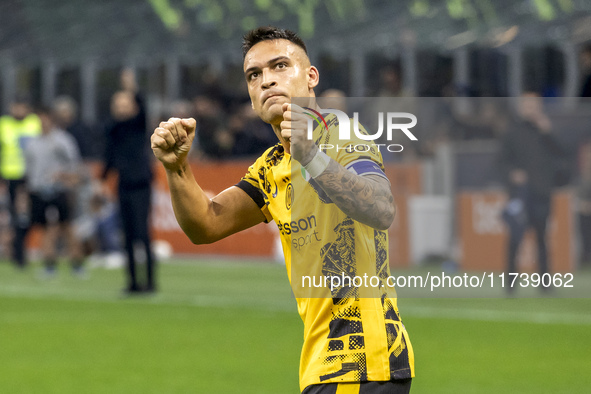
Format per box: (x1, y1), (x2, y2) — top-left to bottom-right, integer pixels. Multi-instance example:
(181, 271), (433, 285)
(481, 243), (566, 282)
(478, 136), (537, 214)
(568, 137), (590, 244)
(271, 123), (290, 154)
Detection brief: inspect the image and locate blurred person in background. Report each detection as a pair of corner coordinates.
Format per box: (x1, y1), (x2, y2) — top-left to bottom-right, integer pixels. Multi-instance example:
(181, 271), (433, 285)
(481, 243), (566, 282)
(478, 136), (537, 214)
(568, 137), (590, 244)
(364, 64), (417, 161)
(53, 95), (112, 261)
(192, 95), (232, 159)
(229, 103), (276, 157)
(70, 167), (122, 263)
(319, 89), (347, 112)
(88, 186), (122, 261)
(577, 142), (591, 267)
(500, 92), (564, 293)
(578, 43), (591, 267)
(0, 94), (41, 268)
(25, 107), (84, 277)
(168, 100), (195, 121)
(103, 69), (156, 294)
(52, 95), (99, 160)
(580, 43), (591, 98)
(0, 182), (12, 257)
(448, 99), (508, 141)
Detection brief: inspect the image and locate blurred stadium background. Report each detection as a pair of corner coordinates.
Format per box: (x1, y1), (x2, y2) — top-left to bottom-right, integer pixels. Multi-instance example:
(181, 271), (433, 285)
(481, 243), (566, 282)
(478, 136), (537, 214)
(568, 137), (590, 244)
(1, 1), (591, 393)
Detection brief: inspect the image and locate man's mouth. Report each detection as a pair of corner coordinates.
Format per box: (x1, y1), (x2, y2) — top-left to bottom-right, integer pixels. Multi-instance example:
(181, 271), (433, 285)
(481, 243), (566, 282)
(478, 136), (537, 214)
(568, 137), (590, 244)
(263, 92), (286, 104)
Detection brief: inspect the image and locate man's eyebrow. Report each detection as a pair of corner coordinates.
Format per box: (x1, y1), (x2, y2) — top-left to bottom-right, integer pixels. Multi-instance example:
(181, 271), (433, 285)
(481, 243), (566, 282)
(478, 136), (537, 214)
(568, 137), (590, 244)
(244, 56), (291, 75)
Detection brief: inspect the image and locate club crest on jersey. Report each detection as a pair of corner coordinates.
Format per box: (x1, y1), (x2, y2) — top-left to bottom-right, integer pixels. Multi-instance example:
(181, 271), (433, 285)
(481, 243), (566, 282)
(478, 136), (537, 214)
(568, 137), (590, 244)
(286, 183), (293, 210)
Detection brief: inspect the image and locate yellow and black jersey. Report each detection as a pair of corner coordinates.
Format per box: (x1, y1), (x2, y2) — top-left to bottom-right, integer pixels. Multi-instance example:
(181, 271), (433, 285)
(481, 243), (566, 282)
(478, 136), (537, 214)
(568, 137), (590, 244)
(235, 112), (414, 392)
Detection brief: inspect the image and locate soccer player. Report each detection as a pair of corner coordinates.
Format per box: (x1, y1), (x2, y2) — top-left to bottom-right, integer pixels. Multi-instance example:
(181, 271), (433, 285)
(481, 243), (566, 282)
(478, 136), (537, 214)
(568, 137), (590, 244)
(151, 27), (414, 393)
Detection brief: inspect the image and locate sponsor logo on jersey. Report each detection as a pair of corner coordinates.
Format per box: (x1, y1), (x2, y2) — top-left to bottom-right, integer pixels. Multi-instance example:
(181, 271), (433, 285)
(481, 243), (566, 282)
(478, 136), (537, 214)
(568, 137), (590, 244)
(277, 215), (322, 251)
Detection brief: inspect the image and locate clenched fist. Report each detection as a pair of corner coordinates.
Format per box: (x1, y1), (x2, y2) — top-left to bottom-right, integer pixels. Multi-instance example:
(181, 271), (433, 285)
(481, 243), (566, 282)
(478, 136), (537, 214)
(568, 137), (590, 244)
(280, 103), (318, 165)
(151, 117), (196, 171)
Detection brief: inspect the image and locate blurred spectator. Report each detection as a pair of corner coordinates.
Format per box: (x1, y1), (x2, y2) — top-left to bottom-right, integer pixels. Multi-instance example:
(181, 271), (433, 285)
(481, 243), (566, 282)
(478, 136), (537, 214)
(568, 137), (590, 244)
(374, 64), (409, 97)
(500, 92), (564, 293)
(319, 89), (347, 112)
(578, 142), (591, 267)
(364, 65), (417, 161)
(580, 43), (591, 98)
(89, 187), (121, 257)
(0, 94), (41, 268)
(168, 99), (195, 120)
(578, 43), (591, 266)
(71, 169), (122, 260)
(103, 69), (156, 294)
(230, 103), (276, 157)
(192, 95), (231, 159)
(200, 68), (227, 104)
(25, 107), (84, 276)
(53, 95), (100, 159)
(449, 99), (508, 140)
(0, 182), (11, 258)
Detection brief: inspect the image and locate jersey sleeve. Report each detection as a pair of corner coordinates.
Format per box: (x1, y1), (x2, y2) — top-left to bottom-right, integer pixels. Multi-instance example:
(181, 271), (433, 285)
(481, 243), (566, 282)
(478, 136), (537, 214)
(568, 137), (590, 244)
(234, 156), (273, 223)
(328, 118), (389, 182)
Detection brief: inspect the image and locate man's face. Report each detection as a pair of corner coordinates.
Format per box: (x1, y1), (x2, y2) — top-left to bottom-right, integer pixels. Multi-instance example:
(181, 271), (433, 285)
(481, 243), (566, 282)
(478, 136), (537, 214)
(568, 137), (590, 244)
(518, 93), (543, 120)
(111, 91), (138, 121)
(243, 39), (318, 125)
(54, 103), (75, 126)
(9, 103), (30, 120)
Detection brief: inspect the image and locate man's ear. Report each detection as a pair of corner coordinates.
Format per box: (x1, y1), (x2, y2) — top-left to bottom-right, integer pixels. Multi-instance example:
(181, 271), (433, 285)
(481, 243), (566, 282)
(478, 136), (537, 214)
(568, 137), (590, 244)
(308, 66), (319, 90)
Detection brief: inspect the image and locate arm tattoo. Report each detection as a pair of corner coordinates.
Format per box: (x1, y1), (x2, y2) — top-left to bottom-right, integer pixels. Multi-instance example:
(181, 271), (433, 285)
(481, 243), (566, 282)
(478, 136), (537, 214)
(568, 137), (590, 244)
(314, 159), (395, 230)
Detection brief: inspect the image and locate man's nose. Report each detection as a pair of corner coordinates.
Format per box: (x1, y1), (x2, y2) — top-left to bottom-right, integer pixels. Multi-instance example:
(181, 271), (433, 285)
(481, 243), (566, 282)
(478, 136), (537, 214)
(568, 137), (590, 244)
(261, 69), (277, 89)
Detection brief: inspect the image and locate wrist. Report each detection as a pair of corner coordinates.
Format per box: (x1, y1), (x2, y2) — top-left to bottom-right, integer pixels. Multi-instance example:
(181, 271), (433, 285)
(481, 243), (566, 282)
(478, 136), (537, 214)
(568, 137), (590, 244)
(165, 161), (189, 177)
(299, 146), (319, 167)
(303, 149), (330, 178)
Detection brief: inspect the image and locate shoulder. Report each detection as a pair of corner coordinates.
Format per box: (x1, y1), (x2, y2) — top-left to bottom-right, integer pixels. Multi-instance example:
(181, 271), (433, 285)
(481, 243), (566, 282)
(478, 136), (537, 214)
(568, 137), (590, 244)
(25, 114), (40, 122)
(55, 129), (77, 144)
(24, 135), (42, 151)
(262, 143), (285, 166)
(241, 143), (283, 182)
(250, 143), (284, 170)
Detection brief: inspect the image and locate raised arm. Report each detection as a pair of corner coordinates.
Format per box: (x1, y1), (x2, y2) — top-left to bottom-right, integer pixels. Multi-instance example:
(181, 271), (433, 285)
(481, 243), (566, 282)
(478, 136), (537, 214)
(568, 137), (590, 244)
(151, 118), (266, 244)
(282, 104), (395, 230)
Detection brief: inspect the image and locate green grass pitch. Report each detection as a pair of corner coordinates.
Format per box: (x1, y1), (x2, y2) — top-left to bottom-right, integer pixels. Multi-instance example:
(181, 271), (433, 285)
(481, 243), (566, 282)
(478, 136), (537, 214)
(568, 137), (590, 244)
(1, 259), (590, 393)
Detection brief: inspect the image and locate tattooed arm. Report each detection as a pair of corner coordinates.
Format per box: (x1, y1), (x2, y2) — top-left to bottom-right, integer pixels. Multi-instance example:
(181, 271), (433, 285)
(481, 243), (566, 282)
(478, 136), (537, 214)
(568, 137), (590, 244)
(314, 159), (395, 230)
(282, 103), (395, 230)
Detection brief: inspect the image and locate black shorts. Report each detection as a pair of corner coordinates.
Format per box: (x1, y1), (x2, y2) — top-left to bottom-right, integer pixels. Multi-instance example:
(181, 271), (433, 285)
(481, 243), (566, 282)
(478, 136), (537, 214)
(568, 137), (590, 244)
(302, 379), (412, 394)
(30, 191), (71, 225)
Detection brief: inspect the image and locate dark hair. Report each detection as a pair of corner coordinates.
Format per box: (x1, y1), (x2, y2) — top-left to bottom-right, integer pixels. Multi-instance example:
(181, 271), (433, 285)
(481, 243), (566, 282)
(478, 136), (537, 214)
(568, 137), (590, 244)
(242, 26), (307, 58)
